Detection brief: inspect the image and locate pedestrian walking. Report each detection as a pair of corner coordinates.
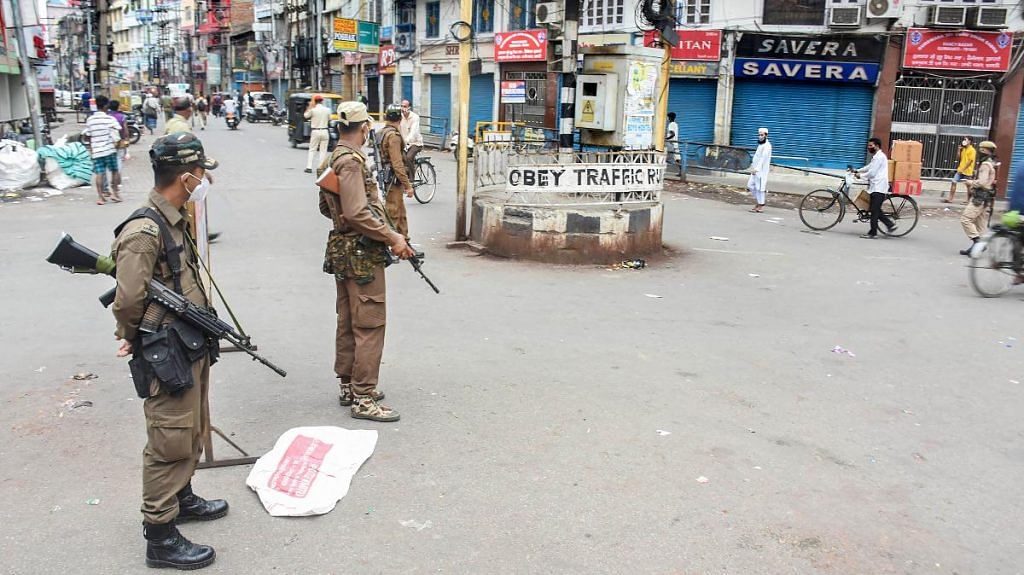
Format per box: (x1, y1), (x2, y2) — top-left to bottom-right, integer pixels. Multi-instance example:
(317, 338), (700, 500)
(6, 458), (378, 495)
(318, 101), (415, 421)
(83, 95), (123, 204)
(356, 91), (368, 106)
(665, 112), (679, 165)
(160, 90), (173, 121)
(959, 140), (998, 255)
(142, 90), (160, 134)
(304, 95), (331, 173)
(747, 127), (772, 212)
(107, 99), (131, 170)
(110, 132), (225, 570)
(854, 137), (896, 239)
(164, 98), (193, 135)
(400, 99), (423, 179)
(378, 104), (415, 237)
(195, 94), (208, 130)
(944, 136), (976, 204)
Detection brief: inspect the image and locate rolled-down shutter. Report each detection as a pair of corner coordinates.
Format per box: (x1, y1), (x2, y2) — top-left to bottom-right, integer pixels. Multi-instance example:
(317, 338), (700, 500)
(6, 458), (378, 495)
(731, 80), (874, 170)
(468, 73), (494, 137)
(668, 78), (717, 145)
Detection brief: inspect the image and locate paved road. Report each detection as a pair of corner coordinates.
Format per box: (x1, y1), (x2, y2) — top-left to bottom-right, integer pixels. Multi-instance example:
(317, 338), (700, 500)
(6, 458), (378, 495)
(1, 117), (1022, 574)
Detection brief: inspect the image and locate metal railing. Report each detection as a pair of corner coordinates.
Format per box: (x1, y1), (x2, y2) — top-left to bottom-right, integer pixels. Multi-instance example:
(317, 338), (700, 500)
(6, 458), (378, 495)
(419, 115), (449, 150)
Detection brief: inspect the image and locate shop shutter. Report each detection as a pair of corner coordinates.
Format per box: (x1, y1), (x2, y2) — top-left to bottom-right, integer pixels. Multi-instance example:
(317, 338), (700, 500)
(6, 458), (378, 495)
(402, 75), (414, 106)
(429, 74), (451, 135)
(469, 73), (494, 137)
(731, 81), (874, 170)
(667, 78), (717, 145)
(383, 75), (394, 106)
(1008, 97), (1024, 191)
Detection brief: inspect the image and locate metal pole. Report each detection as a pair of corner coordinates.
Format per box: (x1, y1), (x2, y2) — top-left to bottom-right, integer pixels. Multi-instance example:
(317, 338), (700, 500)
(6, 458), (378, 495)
(10, 0), (45, 146)
(653, 31), (671, 154)
(86, 3), (95, 92)
(454, 0), (471, 241)
(558, 0), (578, 159)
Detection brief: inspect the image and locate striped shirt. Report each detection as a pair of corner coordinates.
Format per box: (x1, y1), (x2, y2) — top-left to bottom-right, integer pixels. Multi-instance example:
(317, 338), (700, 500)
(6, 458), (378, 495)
(83, 111), (120, 159)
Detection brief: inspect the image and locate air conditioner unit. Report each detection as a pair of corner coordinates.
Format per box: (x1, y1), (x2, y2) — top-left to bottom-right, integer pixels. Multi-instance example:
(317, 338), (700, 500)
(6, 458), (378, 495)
(536, 1), (562, 26)
(829, 6), (862, 27)
(968, 7), (1008, 29)
(926, 6), (966, 27)
(395, 32), (414, 53)
(865, 0), (901, 19)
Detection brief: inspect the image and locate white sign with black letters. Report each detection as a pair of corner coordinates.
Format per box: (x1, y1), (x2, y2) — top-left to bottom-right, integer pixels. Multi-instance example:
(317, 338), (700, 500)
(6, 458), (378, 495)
(506, 164), (665, 193)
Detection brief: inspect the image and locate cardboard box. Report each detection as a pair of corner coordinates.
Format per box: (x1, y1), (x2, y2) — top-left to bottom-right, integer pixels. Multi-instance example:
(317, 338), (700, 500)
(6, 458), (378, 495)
(888, 159), (897, 181)
(891, 140), (923, 163)
(893, 161), (922, 181)
(851, 188), (871, 211)
(892, 180), (922, 196)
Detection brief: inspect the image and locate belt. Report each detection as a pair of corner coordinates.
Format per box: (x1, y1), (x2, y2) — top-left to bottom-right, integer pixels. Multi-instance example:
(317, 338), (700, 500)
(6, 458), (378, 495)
(312, 127), (329, 130)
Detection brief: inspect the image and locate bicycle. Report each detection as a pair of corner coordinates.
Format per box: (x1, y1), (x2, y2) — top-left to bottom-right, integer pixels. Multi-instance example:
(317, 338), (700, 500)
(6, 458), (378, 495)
(967, 223), (1023, 297)
(798, 172), (920, 237)
(410, 155), (437, 204)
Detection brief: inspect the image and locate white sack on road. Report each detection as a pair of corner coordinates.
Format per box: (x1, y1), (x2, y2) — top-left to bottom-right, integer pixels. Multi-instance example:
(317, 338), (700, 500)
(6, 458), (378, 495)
(246, 426), (378, 517)
(0, 140), (41, 191)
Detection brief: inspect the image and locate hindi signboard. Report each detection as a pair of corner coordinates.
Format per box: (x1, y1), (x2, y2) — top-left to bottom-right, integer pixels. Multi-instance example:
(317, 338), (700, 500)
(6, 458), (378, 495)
(332, 18), (358, 52)
(903, 28), (1012, 72)
(495, 29), (548, 62)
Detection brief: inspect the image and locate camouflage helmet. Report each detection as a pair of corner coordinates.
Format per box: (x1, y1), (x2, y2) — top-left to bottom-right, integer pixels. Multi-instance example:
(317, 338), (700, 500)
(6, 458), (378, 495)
(150, 132), (218, 170)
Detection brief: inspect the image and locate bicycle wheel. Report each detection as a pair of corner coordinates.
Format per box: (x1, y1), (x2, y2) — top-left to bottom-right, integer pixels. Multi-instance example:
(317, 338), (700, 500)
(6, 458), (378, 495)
(879, 195), (919, 237)
(799, 189), (845, 231)
(968, 231), (1022, 298)
(414, 160), (437, 204)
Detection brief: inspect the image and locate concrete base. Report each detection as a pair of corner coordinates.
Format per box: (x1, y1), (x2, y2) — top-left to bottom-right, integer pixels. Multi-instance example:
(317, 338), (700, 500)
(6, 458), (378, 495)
(470, 192), (664, 264)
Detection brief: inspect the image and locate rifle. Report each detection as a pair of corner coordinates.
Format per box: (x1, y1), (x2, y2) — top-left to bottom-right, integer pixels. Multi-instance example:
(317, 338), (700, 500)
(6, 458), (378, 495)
(367, 128), (391, 196)
(46, 233), (287, 378)
(401, 251), (441, 294)
(357, 235), (440, 294)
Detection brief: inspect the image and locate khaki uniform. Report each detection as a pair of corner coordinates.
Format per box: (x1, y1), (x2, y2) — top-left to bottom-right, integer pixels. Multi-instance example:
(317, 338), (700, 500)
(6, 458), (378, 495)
(111, 190), (211, 525)
(380, 126), (413, 237)
(164, 114), (192, 135)
(320, 143), (401, 397)
(963, 158), (996, 239)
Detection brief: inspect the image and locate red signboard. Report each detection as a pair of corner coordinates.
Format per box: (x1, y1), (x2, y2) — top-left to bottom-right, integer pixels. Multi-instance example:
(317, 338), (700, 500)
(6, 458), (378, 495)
(494, 29), (548, 62)
(644, 29), (721, 61)
(379, 44), (396, 74)
(903, 28), (1012, 72)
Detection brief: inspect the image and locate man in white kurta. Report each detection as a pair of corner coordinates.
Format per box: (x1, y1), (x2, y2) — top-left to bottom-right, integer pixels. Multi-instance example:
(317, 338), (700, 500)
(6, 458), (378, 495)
(747, 127), (772, 212)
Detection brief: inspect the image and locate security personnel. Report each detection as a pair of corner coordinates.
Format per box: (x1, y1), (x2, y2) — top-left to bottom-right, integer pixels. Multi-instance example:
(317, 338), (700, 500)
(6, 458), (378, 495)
(164, 98), (193, 135)
(111, 132), (224, 570)
(377, 104), (415, 237)
(960, 140), (997, 255)
(319, 102), (414, 421)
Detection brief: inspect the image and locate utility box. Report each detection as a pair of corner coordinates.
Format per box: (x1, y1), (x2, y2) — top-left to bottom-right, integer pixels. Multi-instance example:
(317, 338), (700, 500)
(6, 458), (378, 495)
(575, 45), (664, 149)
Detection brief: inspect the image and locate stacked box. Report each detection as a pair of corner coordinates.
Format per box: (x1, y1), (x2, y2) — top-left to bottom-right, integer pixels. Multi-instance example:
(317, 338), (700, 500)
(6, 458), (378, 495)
(890, 140), (923, 196)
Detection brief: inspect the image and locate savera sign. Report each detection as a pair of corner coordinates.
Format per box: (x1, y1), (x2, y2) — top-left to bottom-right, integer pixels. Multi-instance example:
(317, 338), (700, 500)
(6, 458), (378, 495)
(903, 28), (1012, 72)
(495, 29), (548, 62)
(734, 33), (882, 84)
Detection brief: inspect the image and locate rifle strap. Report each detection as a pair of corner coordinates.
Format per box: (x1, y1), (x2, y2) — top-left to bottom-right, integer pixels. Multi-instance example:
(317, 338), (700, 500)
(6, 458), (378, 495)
(184, 233), (249, 339)
(115, 207), (184, 295)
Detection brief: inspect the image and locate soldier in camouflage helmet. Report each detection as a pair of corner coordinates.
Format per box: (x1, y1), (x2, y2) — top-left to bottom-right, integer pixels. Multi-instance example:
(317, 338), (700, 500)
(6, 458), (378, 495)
(319, 102), (415, 422)
(111, 132), (225, 570)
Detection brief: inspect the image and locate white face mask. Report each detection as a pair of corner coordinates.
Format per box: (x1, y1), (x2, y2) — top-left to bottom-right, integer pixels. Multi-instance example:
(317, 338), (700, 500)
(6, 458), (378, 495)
(183, 173), (210, 203)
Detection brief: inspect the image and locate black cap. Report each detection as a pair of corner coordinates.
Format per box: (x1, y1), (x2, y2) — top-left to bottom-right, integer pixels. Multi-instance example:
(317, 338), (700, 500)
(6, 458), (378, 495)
(149, 132), (218, 170)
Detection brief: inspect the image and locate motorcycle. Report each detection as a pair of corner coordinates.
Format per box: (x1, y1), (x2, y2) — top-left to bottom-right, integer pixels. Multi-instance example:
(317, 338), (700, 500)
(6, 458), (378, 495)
(225, 111), (240, 130)
(126, 113), (144, 144)
(449, 130), (475, 158)
(269, 104), (287, 126)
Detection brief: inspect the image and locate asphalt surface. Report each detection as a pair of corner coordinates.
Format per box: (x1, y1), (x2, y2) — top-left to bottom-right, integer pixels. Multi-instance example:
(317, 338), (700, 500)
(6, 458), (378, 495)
(1, 116), (1022, 574)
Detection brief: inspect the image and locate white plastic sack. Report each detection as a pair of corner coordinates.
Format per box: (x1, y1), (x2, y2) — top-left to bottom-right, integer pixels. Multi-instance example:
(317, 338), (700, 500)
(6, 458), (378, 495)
(0, 141), (41, 191)
(43, 158), (88, 190)
(246, 426), (378, 517)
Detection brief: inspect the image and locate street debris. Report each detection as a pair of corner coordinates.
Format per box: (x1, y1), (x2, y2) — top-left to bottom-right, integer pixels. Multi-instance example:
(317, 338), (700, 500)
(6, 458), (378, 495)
(68, 400), (93, 410)
(709, 236), (730, 241)
(607, 259), (647, 271)
(748, 273), (760, 278)
(998, 337), (1017, 349)
(656, 430), (672, 436)
(399, 519), (433, 531)
(644, 294), (663, 299)
(695, 476), (710, 484)
(831, 345), (856, 358)
(72, 372), (97, 381)
(800, 230), (822, 235)
(1011, 379), (1020, 385)
(86, 498), (101, 505)
(34, 366), (46, 373)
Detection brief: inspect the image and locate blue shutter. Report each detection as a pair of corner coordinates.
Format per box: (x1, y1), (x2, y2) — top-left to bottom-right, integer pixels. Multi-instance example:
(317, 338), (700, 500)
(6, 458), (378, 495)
(731, 81), (874, 170)
(668, 78), (717, 145)
(1008, 97), (1024, 191)
(429, 74), (451, 135)
(402, 75), (414, 105)
(469, 73), (494, 138)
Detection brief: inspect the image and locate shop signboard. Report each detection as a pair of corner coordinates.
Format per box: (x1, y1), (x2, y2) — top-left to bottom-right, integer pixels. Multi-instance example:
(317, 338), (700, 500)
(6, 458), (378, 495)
(358, 21), (379, 54)
(379, 44), (396, 73)
(903, 28), (1012, 72)
(734, 33), (882, 84)
(494, 29), (547, 62)
(643, 29), (720, 61)
(332, 18), (358, 52)
(501, 80), (526, 103)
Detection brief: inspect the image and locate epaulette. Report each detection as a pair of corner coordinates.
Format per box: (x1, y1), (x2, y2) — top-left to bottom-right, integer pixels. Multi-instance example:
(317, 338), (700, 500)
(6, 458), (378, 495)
(138, 222), (160, 237)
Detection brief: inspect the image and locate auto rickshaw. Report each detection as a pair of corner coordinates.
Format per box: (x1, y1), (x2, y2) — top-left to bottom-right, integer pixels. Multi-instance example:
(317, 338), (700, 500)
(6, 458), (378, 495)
(287, 91), (343, 149)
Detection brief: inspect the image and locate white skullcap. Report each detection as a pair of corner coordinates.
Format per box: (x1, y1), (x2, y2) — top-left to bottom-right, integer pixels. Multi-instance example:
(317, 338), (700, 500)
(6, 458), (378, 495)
(758, 127), (769, 134)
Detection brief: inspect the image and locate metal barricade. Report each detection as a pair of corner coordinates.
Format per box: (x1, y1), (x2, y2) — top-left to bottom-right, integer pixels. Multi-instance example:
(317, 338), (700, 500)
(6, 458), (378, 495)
(418, 115), (449, 150)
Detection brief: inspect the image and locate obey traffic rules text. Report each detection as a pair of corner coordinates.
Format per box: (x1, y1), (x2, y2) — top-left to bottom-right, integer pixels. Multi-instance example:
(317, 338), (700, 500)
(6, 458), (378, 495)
(507, 164), (664, 192)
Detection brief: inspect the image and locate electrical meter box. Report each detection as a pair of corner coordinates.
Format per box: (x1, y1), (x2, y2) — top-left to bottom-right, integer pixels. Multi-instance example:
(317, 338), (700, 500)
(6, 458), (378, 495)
(575, 45), (664, 149)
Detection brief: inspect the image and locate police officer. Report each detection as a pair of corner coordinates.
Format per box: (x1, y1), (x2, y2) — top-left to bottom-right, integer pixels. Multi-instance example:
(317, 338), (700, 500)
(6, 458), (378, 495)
(378, 104), (415, 237)
(960, 140), (997, 255)
(319, 102), (414, 421)
(111, 132), (225, 570)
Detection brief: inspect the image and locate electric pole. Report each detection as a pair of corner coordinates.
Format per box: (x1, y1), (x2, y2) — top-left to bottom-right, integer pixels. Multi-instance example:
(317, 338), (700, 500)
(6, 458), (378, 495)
(454, 0), (472, 241)
(558, 0), (578, 159)
(10, 0), (44, 146)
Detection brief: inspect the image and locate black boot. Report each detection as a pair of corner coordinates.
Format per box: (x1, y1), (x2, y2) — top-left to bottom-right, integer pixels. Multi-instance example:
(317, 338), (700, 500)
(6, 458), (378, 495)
(960, 238), (978, 256)
(176, 483), (229, 522)
(143, 521), (216, 570)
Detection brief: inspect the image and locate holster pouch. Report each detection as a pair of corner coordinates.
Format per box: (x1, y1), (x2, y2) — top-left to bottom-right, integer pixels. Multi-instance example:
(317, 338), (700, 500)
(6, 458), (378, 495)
(128, 349), (154, 399)
(139, 320), (207, 396)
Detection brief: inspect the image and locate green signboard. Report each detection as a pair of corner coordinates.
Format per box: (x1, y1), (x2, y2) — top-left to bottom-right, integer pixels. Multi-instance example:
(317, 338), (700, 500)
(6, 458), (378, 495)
(358, 21), (380, 54)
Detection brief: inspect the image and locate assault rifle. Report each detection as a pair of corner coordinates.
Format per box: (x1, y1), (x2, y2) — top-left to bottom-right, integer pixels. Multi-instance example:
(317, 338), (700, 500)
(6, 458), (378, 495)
(356, 235), (441, 294)
(46, 233), (287, 377)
